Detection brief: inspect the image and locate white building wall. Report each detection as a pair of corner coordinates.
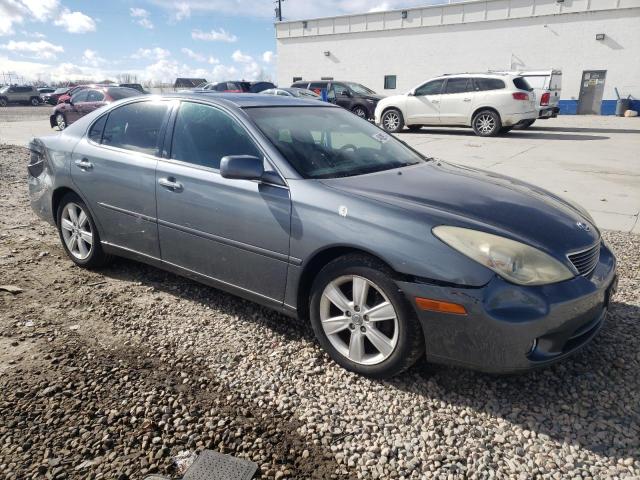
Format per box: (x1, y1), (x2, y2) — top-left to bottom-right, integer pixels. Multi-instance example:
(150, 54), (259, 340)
(276, 0), (640, 104)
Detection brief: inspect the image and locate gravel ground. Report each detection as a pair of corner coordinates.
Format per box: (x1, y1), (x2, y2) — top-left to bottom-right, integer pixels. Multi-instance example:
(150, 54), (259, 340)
(1, 144), (639, 479)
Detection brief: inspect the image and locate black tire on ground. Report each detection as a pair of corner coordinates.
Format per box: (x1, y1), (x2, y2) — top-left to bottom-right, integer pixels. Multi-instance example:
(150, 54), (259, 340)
(56, 192), (111, 269)
(499, 126), (513, 134)
(309, 254), (425, 379)
(472, 109), (502, 137)
(352, 105), (368, 119)
(55, 113), (67, 130)
(0, 98), (7, 107)
(380, 108), (405, 133)
(408, 125), (422, 132)
(513, 119), (536, 130)
(30, 97), (40, 106)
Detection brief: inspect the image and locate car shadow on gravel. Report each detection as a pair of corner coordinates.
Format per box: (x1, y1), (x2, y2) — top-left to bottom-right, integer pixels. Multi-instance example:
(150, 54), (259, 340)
(98, 258), (639, 463)
(390, 300), (640, 462)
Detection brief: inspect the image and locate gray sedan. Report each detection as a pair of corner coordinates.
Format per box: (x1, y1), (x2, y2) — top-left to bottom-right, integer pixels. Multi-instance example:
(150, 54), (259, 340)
(27, 94), (616, 378)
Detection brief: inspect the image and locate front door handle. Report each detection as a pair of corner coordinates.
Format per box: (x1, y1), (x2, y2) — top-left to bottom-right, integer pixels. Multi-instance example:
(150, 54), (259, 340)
(463, 98), (472, 102)
(74, 158), (93, 170)
(431, 100), (439, 104)
(158, 177), (183, 192)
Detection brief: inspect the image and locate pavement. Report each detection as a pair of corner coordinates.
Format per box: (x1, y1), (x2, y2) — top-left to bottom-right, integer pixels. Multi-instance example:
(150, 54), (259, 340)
(1, 107), (638, 232)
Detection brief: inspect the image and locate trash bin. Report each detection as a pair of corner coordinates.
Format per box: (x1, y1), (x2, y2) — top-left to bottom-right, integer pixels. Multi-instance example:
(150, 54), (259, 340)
(616, 98), (630, 116)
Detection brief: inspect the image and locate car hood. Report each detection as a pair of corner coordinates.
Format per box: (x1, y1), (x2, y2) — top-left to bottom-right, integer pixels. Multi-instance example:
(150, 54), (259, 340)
(320, 162), (599, 254)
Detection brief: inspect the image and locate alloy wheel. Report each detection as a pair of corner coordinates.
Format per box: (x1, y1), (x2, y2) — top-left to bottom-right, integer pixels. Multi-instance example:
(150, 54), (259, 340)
(56, 114), (66, 130)
(60, 202), (93, 260)
(383, 111), (400, 131)
(475, 114), (496, 135)
(320, 275), (399, 365)
(353, 107), (367, 118)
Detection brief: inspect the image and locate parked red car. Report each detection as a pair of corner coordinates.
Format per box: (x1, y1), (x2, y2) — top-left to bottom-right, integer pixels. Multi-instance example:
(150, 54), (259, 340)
(50, 86), (143, 130)
(56, 85), (90, 105)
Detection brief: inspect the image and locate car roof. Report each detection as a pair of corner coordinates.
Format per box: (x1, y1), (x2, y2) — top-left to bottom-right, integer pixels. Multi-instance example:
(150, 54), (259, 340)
(158, 92), (335, 108)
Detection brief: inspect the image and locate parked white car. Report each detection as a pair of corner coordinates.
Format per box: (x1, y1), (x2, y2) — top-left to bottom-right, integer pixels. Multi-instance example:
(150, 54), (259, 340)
(492, 69), (562, 129)
(375, 73), (537, 136)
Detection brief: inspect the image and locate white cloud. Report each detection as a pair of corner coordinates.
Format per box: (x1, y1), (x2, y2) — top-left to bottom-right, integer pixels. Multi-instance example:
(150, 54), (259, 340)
(0, 39), (64, 60)
(21, 0), (59, 21)
(231, 50), (252, 64)
(53, 8), (96, 34)
(131, 47), (171, 60)
(181, 47), (205, 62)
(262, 51), (275, 63)
(191, 28), (237, 43)
(21, 30), (46, 38)
(174, 2), (191, 21)
(208, 56), (219, 65)
(82, 49), (105, 67)
(130, 7), (154, 29)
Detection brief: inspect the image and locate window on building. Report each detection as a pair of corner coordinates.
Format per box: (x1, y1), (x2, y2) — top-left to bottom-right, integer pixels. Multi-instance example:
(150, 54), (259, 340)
(384, 75), (397, 90)
(292, 77), (302, 83)
(321, 76), (334, 80)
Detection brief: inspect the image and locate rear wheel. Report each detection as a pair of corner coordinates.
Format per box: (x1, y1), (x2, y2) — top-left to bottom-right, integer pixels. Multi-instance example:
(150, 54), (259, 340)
(309, 254), (424, 378)
(381, 108), (404, 133)
(55, 113), (66, 130)
(0, 98), (7, 107)
(514, 119), (536, 130)
(352, 105), (367, 119)
(472, 109), (501, 137)
(56, 193), (110, 268)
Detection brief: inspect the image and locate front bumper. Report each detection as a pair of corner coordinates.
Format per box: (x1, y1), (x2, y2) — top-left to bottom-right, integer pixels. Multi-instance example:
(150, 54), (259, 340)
(397, 242), (617, 373)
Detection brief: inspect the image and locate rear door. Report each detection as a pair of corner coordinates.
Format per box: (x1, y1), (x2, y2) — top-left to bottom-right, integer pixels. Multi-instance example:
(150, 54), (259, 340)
(67, 90), (89, 123)
(155, 100), (291, 301)
(405, 79), (444, 125)
(79, 89), (107, 117)
(70, 99), (172, 258)
(438, 77), (473, 125)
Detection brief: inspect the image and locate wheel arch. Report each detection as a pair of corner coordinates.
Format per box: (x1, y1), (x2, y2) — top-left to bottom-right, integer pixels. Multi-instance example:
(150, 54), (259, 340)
(295, 245), (407, 321)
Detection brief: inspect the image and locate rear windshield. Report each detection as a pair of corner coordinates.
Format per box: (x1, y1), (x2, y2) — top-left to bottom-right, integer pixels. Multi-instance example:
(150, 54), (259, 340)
(246, 106), (425, 179)
(107, 87), (143, 100)
(513, 77), (533, 91)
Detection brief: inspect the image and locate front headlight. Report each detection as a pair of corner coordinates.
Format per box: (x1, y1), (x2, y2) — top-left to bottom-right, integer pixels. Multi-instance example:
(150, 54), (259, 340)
(433, 226), (574, 286)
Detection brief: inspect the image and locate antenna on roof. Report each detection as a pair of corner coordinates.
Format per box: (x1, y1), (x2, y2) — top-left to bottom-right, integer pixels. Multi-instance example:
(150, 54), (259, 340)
(275, 0), (285, 21)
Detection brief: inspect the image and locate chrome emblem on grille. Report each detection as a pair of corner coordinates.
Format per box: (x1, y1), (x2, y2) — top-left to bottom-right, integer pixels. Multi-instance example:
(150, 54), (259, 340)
(576, 222), (591, 232)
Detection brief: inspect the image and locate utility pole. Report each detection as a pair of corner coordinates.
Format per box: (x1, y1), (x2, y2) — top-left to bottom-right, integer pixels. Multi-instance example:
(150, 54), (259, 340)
(275, 0), (284, 21)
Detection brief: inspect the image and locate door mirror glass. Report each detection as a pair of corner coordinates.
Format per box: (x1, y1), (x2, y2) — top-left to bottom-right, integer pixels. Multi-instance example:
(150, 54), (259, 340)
(220, 155), (265, 180)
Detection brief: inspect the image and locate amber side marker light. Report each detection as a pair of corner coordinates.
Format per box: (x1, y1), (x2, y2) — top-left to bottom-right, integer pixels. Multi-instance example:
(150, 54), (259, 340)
(415, 297), (467, 315)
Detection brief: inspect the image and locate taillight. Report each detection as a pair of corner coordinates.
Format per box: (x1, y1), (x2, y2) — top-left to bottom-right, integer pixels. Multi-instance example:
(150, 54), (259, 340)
(28, 142), (46, 178)
(540, 92), (550, 106)
(512, 92), (529, 101)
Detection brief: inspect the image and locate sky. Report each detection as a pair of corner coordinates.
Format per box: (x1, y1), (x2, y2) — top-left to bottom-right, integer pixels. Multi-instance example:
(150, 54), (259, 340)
(0, 0), (446, 85)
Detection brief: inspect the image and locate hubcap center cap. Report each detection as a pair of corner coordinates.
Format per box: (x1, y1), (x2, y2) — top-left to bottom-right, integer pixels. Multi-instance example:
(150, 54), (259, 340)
(352, 313), (363, 326)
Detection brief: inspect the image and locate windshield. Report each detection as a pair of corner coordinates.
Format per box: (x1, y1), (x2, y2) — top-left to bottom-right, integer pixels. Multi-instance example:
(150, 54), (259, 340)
(345, 82), (376, 95)
(246, 107), (425, 179)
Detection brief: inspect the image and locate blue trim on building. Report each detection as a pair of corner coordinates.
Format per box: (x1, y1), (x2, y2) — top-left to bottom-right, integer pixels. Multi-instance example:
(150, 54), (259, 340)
(558, 99), (639, 115)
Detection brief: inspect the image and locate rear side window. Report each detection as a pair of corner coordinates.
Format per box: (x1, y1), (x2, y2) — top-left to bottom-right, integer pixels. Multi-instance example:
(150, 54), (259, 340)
(473, 78), (505, 91)
(89, 115), (107, 143)
(170, 102), (261, 169)
(309, 82), (327, 93)
(72, 90), (89, 103)
(444, 78), (471, 94)
(86, 90), (105, 102)
(291, 82), (306, 88)
(513, 77), (533, 91)
(107, 88), (140, 100)
(415, 79), (444, 96)
(102, 101), (169, 155)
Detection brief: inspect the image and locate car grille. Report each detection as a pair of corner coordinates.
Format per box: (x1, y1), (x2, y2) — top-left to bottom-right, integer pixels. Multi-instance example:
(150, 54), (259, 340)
(568, 242), (600, 277)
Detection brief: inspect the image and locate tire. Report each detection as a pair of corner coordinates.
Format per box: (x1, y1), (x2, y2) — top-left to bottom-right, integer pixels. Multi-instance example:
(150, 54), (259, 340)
(514, 119), (536, 130)
(309, 254), (425, 379)
(0, 98), (7, 107)
(56, 192), (111, 269)
(472, 109), (502, 137)
(30, 97), (40, 106)
(55, 113), (67, 130)
(499, 126), (513, 134)
(351, 105), (368, 119)
(380, 108), (404, 133)
(408, 125), (422, 132)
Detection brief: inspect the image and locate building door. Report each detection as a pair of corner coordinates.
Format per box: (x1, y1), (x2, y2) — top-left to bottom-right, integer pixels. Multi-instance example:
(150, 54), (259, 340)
(577, 70), (606, 115)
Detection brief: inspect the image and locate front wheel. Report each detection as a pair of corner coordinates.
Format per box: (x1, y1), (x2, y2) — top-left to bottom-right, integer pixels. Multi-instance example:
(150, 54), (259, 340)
(309, 254), (424, 378)
(30, 97), (40, 106)
(352, 105), (367, 119)
(0, 98), (7, 107)
(472, 110), (502, 137)
(55, 113), (66, 130)
(57, 193), (110, 268)
(380, 108), (404, 133)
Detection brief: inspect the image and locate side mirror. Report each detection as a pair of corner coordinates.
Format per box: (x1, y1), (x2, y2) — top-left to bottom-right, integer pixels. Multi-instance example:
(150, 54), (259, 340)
(407, 90), (415, 97)
(343, 90), (352, 97)
(65, 98), (72, 104)
(220, 155), (264, 181)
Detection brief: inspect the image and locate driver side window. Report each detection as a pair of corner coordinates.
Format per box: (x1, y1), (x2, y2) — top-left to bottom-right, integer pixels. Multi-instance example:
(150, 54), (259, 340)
(415, 79), (444, 96)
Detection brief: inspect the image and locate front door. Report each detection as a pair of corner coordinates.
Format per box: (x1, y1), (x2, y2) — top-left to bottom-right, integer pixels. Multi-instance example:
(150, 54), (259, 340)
(66, 90), (89, 123)
(438, 77), (474, 125)
(329, 83), (354, 111)
(578, 70), (606, 115)
(405, 78), (444, 125)
(155, 100), (291, 302)
(70, 99), (171, 258)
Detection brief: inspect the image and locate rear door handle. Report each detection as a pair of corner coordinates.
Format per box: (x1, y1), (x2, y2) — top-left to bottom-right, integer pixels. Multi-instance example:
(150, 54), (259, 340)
(74, 158), (93, 170)
(158, 177), (183, 192)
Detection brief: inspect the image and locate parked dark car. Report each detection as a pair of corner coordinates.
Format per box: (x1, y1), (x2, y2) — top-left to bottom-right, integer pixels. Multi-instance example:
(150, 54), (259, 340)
(119, 83), (147, 94)
(0, 85), (41, 107)
(193, 81), (276, 93)
(291, 80), (384, 119)
(28, 93), (617, 379)
(260, 87), (321, 99)
(42, 87), (72, 105)
(50, 86), (142, 130)
(38, 87), (56, 94)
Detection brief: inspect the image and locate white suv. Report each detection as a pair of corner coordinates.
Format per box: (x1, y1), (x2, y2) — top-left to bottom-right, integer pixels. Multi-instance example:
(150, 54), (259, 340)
(375, 73), (537, 136)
